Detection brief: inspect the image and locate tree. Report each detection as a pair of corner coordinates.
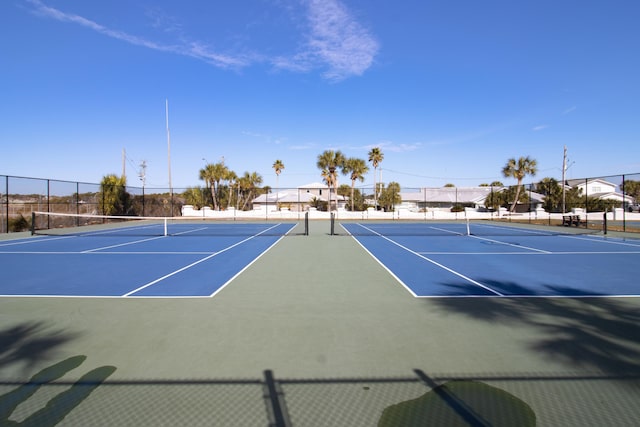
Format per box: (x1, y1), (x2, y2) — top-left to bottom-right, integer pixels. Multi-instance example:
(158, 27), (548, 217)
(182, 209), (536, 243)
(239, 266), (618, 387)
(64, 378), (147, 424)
(199, 162), (229, 211)
(535, 177), (563, 212)
(317, 150), (346, 212)
(502, 156), (538, 212)
(238, 171), (263, 210)
(226, 171), (238, 210)
(99, 174), (130, 215)
(622, 180), (640, 207)
(273, 159), (285, 210)
(483, 188), (507, 211)
(343, 157), (369, 211)
(182, 186), (207, 210)
(368, 147), (384, 209)
(378, 181), (401, 212)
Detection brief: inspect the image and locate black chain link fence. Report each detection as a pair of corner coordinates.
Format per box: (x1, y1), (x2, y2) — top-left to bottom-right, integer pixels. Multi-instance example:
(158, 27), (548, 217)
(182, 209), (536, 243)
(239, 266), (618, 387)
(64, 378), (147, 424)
(2, 174), (639, 234)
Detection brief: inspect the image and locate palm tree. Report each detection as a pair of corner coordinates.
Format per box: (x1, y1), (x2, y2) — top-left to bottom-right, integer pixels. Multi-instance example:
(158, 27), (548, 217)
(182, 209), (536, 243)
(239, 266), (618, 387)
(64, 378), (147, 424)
(182, 186), (207, 210)
(317, 150), (346, 211)
(272, 159), (285, 210)
(226, 170), (238, 210)
(343, 157), (369, 211)
(199, 162), (229, 211)
(239, 171), (263, 210)
(368, 147), (384, 209)
(502, 156), (538, 212)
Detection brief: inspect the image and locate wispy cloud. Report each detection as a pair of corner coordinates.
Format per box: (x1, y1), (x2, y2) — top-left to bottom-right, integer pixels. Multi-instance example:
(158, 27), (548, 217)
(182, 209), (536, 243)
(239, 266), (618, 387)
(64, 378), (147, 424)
(532, 124), (549, 131)
(242, 131), (286, 145)
(26, 0), (248, 68)
(301, 0), (379, 81)
(26, 0), (378, 81)
(362, 141), (421, 153)
(288, 142), (317, 150)
(563, 106), (577, 115)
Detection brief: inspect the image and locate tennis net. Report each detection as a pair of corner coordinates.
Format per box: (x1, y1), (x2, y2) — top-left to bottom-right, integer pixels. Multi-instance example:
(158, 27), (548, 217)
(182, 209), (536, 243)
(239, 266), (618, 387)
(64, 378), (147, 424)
(334, 218), (605, 237)
(31, 211), (308, 237)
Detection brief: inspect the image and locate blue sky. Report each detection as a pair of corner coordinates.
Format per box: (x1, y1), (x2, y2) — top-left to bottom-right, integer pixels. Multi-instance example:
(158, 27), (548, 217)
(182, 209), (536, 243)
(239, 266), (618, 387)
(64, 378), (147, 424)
(2, 0), (639, 191)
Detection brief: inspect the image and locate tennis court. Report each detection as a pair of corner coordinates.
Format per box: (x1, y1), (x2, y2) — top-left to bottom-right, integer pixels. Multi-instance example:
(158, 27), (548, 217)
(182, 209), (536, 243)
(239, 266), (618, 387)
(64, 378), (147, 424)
(0, 216), (303, 297)
(340, 221), (640, 297)
(1, 217), (639, 426)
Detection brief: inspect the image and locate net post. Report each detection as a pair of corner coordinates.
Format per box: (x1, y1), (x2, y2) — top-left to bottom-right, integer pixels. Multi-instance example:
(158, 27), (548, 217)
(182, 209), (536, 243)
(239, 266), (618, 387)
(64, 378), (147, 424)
(31, 212), (36, 235)
(330, 212), (335, 236)
(164, 218), (168, 236)
(466, 217), (471, 236)
(603, 211), (607, 235)
(304, 212), (309, 236)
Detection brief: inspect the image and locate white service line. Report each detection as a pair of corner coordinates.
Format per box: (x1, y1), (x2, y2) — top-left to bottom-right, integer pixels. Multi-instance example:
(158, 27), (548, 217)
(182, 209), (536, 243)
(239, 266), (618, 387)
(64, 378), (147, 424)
(82, 236), (167, 253)
(0, 235), (76, 247)
(467, 235), (552, 253)
(123, 223), (283, 297)
(353, 223), (504, 296)
(560, 234), (640, 248)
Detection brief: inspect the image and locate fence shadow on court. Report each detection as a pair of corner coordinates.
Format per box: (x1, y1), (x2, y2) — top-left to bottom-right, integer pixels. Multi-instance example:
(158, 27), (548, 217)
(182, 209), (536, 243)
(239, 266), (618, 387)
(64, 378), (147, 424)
(3, 369), (640, 426)
(429, 286), (640, 376)
(2, 318), (639, 425)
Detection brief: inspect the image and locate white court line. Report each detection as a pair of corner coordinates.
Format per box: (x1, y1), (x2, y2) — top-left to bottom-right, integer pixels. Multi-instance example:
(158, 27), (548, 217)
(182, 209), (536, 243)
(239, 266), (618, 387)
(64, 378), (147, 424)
(0, 251), (224, 255)
(341, 224), (418, 297)
(352, 223), (504, 296)
(428, 226), (464, 236)
(122, 223), (284, 297)
(82, 236), (166, 253)
(467, 235), (552, 253)
(417, 250), (640, 255)
(560, 234), (640, 248)
(0, 235), (76, 247)
(208, 229), (294, 298)
(172, 227), (208, 236)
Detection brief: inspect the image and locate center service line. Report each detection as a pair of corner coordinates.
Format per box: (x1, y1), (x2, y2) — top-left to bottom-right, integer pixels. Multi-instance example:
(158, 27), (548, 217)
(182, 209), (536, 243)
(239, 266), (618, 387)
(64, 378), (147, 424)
(353, 223), (504, 296)
(122, 223), (283, 297)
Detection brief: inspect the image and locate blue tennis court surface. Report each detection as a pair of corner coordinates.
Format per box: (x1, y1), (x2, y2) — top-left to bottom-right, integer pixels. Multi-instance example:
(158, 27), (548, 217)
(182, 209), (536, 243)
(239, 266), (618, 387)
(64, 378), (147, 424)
(0, 223), (296, 297)
(341, 222), (640, 297)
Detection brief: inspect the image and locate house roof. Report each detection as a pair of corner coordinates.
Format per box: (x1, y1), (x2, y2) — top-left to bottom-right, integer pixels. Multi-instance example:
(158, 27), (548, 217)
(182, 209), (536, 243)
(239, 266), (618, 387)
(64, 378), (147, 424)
(253, 190), (318, 203)
(399, 187), (546, 204)
(297, 182), (329, 189)
(252, 189), (344, 203)
(566, 178), (617, 187)
(400, 187), (497, 204)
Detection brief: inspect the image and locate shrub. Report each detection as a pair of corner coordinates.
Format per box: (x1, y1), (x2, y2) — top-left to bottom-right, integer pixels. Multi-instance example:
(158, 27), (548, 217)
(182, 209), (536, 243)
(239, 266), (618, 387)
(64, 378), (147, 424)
(9, 214), (31, 232)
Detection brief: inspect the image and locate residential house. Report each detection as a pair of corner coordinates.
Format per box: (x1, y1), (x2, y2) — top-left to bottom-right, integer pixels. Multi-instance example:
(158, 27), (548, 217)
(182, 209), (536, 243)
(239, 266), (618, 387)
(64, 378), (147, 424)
(252, 183), (345, 212)
(398, 187), (545, 212)
(565, 178), (632, 205)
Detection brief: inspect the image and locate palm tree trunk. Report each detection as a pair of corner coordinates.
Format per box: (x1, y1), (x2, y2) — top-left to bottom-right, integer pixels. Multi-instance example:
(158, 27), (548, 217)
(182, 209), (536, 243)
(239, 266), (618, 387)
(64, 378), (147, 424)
(511, 181), (522, 212)
(351, 180), (355, 211)
(373, 166), (377, 209)
(210, 183), (218, 211)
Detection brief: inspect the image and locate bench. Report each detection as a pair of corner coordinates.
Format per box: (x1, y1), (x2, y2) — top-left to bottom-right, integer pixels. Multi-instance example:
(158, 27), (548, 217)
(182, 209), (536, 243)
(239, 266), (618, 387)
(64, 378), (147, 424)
(562, 215), (583, 227)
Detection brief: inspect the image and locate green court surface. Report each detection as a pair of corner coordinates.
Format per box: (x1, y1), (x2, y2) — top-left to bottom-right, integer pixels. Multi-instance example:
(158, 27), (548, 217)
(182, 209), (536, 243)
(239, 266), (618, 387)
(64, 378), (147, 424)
(1, 222), (639, 426)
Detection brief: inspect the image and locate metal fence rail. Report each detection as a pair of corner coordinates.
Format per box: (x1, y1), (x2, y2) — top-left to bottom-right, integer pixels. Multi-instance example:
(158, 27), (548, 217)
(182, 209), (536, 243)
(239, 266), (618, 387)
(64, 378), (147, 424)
(2, 173), (639, 234)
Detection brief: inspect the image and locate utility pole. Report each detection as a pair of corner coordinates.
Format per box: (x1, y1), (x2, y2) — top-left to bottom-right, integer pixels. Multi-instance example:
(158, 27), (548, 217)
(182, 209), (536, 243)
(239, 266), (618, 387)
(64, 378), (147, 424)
(139, 160), (147, 188)
(562, 146), (567, 214)
(139, 160), (147, 216)
(122, 148), (127, 180)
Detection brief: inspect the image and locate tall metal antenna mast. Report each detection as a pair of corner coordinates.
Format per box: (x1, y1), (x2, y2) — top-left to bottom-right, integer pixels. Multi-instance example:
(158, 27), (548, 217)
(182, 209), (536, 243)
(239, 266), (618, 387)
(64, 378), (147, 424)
(166, 99), (173, 207)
